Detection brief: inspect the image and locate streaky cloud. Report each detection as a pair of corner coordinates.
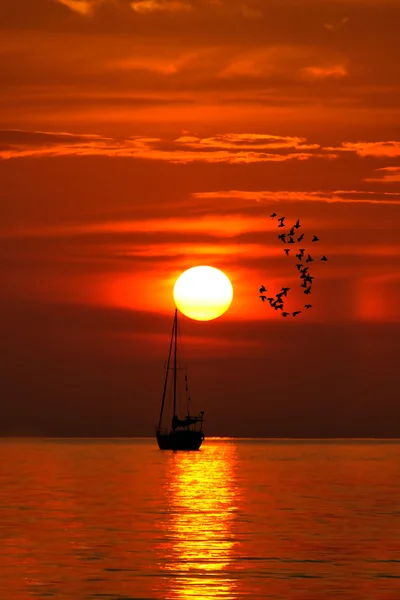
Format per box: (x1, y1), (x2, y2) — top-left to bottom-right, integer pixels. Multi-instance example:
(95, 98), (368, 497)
(131, 0), (192, 12)
(366, 167), (400, 183)
(57, 0), (97, 15)
(0, 129), (329, 164)
(192, 189), (400, 205)
(327, 141), (400, 157)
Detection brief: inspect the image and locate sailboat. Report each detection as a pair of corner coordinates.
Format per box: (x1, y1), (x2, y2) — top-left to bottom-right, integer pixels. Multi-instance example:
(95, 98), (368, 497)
(156, 309), (205, 451)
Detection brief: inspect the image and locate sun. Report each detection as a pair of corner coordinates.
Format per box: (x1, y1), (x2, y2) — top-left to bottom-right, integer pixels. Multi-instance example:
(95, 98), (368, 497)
(173, 266), (233, 321)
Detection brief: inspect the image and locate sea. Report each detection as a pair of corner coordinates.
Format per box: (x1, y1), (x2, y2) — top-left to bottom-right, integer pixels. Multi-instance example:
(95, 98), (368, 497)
(1, 438), (399, 600)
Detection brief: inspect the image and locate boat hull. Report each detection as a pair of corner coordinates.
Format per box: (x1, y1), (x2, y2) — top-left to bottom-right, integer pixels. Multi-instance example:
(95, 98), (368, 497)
(156, 429), (204, 451)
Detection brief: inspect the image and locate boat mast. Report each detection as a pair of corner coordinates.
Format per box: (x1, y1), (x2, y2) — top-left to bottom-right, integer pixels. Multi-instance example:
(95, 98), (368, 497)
(158, 310), (175, 430)
(173, 308), (178, 418)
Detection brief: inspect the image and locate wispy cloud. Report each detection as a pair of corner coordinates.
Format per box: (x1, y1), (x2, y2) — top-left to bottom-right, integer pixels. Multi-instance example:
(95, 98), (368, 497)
(108, 52), (198, 74)
(169, 132), (330, 162)
(366, 167), (400, 183)
(192, 189), (400, 205)
(218, 46), (348, 83)
(218, 47), (305, 79)
(300, 64), (348, 79)
(175, 133), (320, 151)
(2, 130), (400, 175)
(0, 130), (160, 160)
(130, 0), (192, 13)
(0, 129), (330, 164)
(56, 0), (97, 15)
(329, 141), (400, 157)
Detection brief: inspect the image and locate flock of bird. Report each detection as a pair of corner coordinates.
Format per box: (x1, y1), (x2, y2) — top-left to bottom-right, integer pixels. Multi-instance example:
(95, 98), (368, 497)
(259, 213), (328, 318)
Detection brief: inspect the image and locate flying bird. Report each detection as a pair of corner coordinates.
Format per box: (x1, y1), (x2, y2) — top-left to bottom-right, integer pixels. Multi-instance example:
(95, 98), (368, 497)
(262, 212), (326, 316)
(278, 217), (286, 227)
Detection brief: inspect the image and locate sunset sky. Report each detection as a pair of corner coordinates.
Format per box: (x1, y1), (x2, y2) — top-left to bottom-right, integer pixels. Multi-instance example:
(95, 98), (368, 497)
(1, 0), (399, 437)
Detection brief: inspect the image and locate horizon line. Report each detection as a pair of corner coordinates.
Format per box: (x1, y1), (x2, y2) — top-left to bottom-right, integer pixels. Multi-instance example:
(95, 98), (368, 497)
(1, 436), (399, 441)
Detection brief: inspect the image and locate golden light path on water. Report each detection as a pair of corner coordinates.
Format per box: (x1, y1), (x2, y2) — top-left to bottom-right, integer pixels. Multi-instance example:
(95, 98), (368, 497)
(157, 443), (240, 599)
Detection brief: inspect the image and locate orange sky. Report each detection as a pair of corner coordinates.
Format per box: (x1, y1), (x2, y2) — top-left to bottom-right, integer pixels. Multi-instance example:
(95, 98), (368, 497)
(1, 0), (399, 436)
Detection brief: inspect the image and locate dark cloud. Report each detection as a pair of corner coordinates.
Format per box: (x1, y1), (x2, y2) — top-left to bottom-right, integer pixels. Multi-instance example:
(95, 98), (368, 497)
(0, 129), (102, 147)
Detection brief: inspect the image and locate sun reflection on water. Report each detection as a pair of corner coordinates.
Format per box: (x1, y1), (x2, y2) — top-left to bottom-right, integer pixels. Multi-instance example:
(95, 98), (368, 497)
(157, 443), (240, 600)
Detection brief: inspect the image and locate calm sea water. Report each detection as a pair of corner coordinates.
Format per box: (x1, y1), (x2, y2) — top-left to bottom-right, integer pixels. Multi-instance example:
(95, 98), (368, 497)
(1, 439), (399, 600)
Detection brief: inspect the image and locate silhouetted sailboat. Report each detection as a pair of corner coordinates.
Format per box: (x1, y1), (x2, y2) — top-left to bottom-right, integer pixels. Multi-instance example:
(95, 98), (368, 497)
(156, 309), (205, 450)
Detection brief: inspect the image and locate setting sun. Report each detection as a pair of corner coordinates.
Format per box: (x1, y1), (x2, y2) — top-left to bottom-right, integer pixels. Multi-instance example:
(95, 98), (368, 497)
(173, 266), (233, 321)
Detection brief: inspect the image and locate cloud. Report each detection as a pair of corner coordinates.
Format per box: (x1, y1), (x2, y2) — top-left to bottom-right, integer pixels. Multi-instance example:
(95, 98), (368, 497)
(109, 52), (197, 74)
(329, 141), (400, 157)
(169, 132), (329, 162)
(366, 167), (400, 183)
(56, 0), (193, 19)
(130, 0), (192, 12)
(3, 129), (400, 176)
(300, 64), (348, 79)
(56, 0), (97, 15)
(218, 46), (310, 79)
(192, 189), (400, 205)
(217, 45), (349, 85)
(0, 129), (160, 160)
(175, 132), (320, 151)
(0, 129), (329, 164)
